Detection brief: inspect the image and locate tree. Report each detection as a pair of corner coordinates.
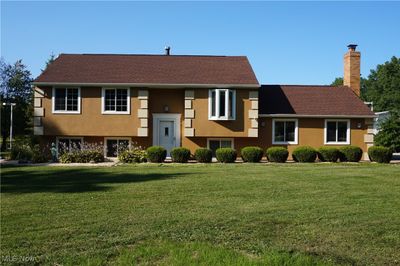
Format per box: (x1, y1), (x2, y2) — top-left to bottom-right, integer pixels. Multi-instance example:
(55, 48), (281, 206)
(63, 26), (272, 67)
(374, 112), (400, 152)
(0, 58), (33, 151)
(41, 53), (56, 72)
(363, 57), (400, 112)
(331, 77), (343, 86)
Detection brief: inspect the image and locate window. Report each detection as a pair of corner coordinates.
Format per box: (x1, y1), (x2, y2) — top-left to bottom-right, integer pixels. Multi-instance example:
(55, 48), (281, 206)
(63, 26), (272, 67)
(102, 88), (130, 114)
(52, 88), (80, 113)
(57, 137), (83, 154)
(324, 120), (350, 144)
(209, 89), (236, 120)
(105, 138), (130, 157)
(207, 139), (234, 157)
(272, 119), (298, 144)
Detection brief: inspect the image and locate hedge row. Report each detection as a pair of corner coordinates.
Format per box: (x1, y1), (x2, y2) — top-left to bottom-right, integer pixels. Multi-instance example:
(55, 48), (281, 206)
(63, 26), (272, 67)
(118, 145), (392, 164)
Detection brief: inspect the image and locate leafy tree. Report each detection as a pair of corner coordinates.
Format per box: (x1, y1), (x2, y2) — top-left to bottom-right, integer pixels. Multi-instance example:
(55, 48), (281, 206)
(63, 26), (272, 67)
(0, 58), (33, 151)
(331, 77), (343, 86)
(41, 53), (56, 72)
(374, 112), (400, 152)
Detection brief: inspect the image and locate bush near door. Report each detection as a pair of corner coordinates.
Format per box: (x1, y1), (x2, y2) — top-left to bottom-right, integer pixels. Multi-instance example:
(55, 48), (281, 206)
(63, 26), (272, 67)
(146, 146), (167, 163)
(194, 148), (212, 163)
(171, 147), (191, 163)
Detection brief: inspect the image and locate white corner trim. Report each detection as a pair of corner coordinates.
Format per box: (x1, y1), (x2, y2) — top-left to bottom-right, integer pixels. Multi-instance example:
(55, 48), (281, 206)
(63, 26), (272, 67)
(52, 87), (81, 114)
(323, 119), (351, 145)
(272, 118), (298, 145)
(101, 87), (131, 115)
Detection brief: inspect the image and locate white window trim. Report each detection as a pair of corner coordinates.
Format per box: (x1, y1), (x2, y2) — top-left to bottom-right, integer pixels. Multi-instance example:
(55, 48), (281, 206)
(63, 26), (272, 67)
(104, 137), (132, 157)
(207, 138), (234, 150)
(101, 87), (131, 115)
(208, 89), (236, 120)
(272, 119), (298, 145)
(324, 119), (351, 145)
(55, 136), (84, 156)
(52, 87), (81, 114)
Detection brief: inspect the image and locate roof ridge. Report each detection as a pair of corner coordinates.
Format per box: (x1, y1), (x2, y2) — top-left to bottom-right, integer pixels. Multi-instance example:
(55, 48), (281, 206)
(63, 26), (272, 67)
(59, 53), (246, 58)
(262, 84), (344, 87)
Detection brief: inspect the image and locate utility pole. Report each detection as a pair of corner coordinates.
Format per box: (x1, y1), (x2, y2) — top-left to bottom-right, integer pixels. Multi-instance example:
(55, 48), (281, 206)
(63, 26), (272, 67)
(3, 102), (16, 149)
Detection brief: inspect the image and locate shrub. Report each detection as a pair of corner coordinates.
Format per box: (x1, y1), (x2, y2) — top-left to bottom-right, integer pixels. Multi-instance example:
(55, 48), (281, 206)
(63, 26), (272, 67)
(368, 146), (392, 163)
(31, 144), (50, 163)
(318, 147), (340, 162)
(10, 144), (33, 162)
(146, 146), (167, 163)
(171, 147), (191, 163)
(194, 148), (212, 163)
(59, 150), (104, 163)
(266, 147), (289, 163)
(59, 152), (76, 164)
(118, 148), (147, 163)
(241, 146), (263, 162)
(339, 146), (363, 162)
(292, 146), (317, 163)
(216, 148), (237, 163)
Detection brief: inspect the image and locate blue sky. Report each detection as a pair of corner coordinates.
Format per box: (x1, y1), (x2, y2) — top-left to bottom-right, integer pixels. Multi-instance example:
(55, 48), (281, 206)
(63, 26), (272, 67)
(1, 1), (399, 84)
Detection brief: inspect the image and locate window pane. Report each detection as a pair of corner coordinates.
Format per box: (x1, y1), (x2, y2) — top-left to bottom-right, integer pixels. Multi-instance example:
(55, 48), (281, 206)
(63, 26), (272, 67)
(228, 90), (234, 118)
(58, 138), (70, 154)
(66, 88), (78, 111)
(274, 121), (285, 142)
(105, 89), (116, 111)
(219, 90), (226, 117)
(209, 140), (220, 157)
(55, 88), (66, 111)
(221, 140), (232, 148)
(327, 121), (337, 142)
(211, 90), (216, 117)
(70, 139), (82, 151)
(106, 140), (118, 157)
(285, 121), (295, 142)
(118, 140), (129, 153)
(116, 89), (128, 112)
(337, 121), (348, 142)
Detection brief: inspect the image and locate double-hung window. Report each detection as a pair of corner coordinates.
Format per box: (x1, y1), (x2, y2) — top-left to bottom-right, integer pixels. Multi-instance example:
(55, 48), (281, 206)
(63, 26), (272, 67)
(52, 88), (80, 113)
(102, 88), (130, 114)
(209, 89), (236, 120)
(207, 139), (233, 157)
(272, 119), (298, 144)
(324, 119), (350, 144)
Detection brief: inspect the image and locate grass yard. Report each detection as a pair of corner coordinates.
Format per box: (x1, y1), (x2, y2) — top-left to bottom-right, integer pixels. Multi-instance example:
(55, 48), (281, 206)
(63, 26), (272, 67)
(1, 163), (399, 265)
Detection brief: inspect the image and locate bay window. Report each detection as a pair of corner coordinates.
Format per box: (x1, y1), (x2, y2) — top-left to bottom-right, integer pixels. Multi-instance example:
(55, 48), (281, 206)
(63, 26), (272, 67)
(209, 89), (236, 120)
(324, 120), (350, 144)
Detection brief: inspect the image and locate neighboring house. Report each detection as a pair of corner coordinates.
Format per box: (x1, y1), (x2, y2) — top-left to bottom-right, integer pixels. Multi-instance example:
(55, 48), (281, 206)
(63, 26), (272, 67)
(32, 45), (376, 159)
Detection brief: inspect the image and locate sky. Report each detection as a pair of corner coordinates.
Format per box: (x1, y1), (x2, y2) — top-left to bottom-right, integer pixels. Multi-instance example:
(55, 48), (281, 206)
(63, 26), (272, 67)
(1, 1), (399, 85)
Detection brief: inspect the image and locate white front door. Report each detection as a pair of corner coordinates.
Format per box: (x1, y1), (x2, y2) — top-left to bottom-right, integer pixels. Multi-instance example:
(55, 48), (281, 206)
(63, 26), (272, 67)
(152, 114), (181, 156)
(159, 120), (175, 155)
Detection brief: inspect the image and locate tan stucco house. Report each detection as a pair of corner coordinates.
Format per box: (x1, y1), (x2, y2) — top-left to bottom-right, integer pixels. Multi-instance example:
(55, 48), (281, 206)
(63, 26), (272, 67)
(31, 45), (375, 159)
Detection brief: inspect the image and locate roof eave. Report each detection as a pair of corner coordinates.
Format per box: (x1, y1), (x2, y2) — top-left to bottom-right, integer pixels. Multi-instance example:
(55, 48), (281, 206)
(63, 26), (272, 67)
(31, 82), (260, 89)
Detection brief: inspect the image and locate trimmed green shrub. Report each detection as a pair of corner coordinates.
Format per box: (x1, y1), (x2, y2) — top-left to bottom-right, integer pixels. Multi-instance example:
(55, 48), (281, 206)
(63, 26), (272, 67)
(216, 148), (237, 163)
(339, 146), (363, 162)
(318, 147), (340, 162)
(368, 146), (392, 163)
(241, 146), (263, 162)
(292, 146), (317, 163)
(118, 148), (147, 163)
(194, 148), (212, 163)
(146, 146), (167, 163)
(171, 147), (191, 163)
(59, 150), (104, 163)
(266, 147), (289, 163)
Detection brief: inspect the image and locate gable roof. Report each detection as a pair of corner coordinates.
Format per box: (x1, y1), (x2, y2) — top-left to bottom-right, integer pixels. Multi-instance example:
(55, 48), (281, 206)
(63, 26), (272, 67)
(259, 85), (376, 117)
(33, 54), (259, 87)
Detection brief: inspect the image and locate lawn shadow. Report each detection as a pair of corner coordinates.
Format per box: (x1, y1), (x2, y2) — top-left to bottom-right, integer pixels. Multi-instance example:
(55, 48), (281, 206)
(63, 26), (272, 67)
(1, 166), (183, 194)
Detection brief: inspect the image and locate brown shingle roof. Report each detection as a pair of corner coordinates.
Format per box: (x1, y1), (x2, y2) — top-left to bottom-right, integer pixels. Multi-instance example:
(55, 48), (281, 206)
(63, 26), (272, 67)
(259, 85), (375, 117)
(34, 54), (259, 86)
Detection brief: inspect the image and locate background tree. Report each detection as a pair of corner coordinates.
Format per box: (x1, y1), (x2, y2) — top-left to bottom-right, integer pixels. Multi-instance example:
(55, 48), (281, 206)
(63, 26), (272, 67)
(374, 111), (400, 152)
(0, 58), (33, 151)
(41, 53), (56, 72)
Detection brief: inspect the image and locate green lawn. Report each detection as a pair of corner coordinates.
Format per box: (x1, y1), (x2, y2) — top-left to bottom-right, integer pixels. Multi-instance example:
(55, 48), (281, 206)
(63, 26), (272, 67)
(1, 163), (399, 265)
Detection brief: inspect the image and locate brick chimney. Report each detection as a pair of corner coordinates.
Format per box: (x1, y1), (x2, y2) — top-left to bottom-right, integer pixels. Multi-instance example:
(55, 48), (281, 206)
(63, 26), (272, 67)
(344, 44), (361, 96)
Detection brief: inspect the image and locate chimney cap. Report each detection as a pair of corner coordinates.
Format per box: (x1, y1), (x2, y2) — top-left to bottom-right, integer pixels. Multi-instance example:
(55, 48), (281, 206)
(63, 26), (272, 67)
(165, 46), (171, 55)
(347, 44), (358, 51)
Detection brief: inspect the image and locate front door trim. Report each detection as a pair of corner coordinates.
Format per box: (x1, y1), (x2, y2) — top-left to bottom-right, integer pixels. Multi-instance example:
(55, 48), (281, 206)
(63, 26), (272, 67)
(152, 113), (181, 149)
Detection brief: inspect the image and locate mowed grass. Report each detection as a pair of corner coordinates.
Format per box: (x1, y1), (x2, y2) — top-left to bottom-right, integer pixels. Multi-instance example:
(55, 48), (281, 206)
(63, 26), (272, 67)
(1, 163), (399, 265)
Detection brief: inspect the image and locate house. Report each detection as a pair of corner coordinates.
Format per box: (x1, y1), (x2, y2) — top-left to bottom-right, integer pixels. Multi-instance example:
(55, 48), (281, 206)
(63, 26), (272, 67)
(32, 45), (376, 159)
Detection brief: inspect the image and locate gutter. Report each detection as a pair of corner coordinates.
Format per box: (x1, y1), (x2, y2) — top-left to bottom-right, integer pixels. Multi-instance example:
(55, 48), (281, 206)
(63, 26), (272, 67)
(259, 114), (377, 118)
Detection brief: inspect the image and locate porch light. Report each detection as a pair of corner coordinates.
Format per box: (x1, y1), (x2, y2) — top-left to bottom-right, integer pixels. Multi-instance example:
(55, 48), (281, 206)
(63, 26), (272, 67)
(163, 105), (169, 113)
